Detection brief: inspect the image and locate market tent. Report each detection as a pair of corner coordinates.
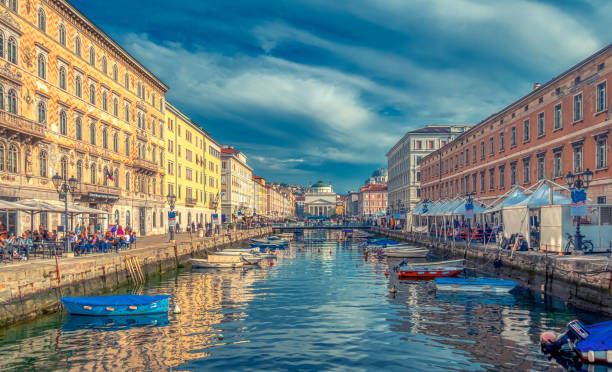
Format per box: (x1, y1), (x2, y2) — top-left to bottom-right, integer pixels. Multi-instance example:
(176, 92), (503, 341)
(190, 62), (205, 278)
(451, 200), (487, 215)
(17, 199), (80, 213)
(411, 202), (426, 215)
(441, 199), (464, 216)
(0, 200), (38, 211)
(488, 188), (528, 212)
(515, 183), (570, 207)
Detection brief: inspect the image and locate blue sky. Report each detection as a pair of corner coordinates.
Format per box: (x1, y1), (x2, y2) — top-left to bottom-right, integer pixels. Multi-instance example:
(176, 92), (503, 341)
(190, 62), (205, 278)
(72, 0), (609, 193)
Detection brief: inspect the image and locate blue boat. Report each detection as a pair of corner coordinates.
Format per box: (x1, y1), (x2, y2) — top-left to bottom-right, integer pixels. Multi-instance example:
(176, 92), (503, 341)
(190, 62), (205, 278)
(435, 278), (517, 293)
(574, 320), (612, 363)
(60, 295), (170, 316)
(63, 313), (169, 332)
(367, 239), (400, 246)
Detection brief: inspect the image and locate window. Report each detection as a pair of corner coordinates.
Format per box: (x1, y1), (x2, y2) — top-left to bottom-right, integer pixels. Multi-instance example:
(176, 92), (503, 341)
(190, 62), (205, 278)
(0, 87), (3, 110)
(151, 119), (156, 135)
(76, 160), (82, 182)
(523, 158), (530, 184)
(102, 56), (107, 74)
(0, 144), (3, 171)
(596, 138), (607, 169)
(7, 145), (17, 173)
(489, 137), (494, 155)
(113, 97), (118, 116)
(480, 171), (485, 192)
(480, 141), (485, 159)
(90, 163), (97, 184)
(125, 135), (130, 156)
(537, 155), (545, 180)
(89, 83), (95, 105)
(114, 168), (119, 187)
(597, 82), (607, 112)
(74, 36), (81, 56)
(510, 163), (517, 185)
(554, 150), (562, 177)
(499, 132), (505, 152)
(113, 64), (118, 81)
(489, 168), (495, 190)
(499, 165), (505, 189)
(38, 150), (47, 177)
(102, 128), (108, 149)
(523, 120), (530, 142)
(89, 46), (95, 66)
(428, 140), (434, 149)
(37, 54), (46, 79)
(573, 93), (583, 122)
(124, 72), (129, 89)
(510, 127), (516, 147)
(75, 117), (82, 140)
(465, 150), (469, 165)
(102, 91), (108, 111)
(58, 24), (66, 46)
(168, 160), (174, 175)
(59, 110), (67, 135)
(538, 112), (545, 136)
(573, 145), (583, 173)
(124, 102), (130, 122)
(8, 0), (16, 12)
(126, 210), (130, 226)
(103, 166), (108, 186)
(37, 8), (46, 32)
(89, 122), (96, 145)
(60, 156), (68, 180)
(415, 141), (422, 150)
(113, 132), (119, 152)
(472, 145), (476, 163)
(75, 76), (82, 98)
(58, 67), (66, 90)
(7, 37), (16, 64)
(37, 102), (46, 123)
(126, 172), (130, 191)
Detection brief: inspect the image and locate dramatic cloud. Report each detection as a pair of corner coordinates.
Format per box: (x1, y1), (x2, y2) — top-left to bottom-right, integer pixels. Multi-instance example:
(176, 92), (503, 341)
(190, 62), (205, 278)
(73, 0), (609, 192)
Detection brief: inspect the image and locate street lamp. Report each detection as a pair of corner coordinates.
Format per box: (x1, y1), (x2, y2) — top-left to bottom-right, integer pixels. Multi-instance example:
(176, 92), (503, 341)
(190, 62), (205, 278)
(166, 192), (176, 242)
(566, 168), (593, 252)
(52, 173), (79, 254)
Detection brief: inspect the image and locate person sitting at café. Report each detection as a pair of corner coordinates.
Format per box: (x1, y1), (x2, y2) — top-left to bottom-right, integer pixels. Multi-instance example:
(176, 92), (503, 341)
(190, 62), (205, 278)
(96, 230), (104, 252)
(512, 234), (529, 251)
(102, 231), (115, 253)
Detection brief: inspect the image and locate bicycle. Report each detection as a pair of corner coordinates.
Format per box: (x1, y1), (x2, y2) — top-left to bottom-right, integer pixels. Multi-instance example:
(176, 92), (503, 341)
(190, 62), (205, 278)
(564, 233), (594, 253)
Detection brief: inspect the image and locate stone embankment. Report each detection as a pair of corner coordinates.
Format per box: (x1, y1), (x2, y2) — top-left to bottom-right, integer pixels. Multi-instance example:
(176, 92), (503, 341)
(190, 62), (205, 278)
(372, 227), (612, 316)
(0, 228), (271, 327)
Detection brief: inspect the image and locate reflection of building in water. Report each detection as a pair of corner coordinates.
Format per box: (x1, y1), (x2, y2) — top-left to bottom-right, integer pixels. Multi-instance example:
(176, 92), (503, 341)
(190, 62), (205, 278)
(500, 308), (532, 347)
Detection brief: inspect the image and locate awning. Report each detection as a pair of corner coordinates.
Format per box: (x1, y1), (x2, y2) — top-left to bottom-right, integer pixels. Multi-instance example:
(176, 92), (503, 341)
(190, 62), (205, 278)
(515, 183), (570, 207)
(487, 188), (528, 212)
(17, 199), (80, 213)
(0, 200), (38, 211)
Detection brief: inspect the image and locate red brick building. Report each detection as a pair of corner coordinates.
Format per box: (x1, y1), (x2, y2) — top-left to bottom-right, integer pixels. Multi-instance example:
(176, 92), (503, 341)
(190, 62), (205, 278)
(420, 43), (612, 204)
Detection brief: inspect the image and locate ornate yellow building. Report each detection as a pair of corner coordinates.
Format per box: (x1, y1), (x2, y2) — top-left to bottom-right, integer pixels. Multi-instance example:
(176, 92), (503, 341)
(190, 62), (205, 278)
(165, 103), (221, 230)
(0, 0), (168, 235)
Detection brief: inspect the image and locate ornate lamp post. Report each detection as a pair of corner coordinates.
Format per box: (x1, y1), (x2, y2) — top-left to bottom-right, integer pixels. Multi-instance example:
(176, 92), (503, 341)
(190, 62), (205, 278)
(166, 192), (176, 242)
(566, 168), (593, 252)
(52, 173), (79, 254)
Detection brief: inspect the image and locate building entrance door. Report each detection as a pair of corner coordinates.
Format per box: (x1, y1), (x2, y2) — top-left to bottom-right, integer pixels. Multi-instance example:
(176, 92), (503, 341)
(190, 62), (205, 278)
(139, 207), (146, 235)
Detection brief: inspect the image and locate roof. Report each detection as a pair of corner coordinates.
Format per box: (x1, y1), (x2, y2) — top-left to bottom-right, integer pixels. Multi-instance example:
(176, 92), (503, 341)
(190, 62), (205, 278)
(360, 184), (388, 192)
(311, 181), (329, 188)
(386, 124), (471, 156)
(221, 148), (240, 155)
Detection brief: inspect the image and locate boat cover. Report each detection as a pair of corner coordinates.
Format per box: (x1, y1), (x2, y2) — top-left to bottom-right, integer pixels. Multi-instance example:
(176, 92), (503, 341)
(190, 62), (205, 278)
(61, 295), (170, 306)
(368, 239), (399, 245)
(435, 278), (517, 287)
(576, 320), (612, 353)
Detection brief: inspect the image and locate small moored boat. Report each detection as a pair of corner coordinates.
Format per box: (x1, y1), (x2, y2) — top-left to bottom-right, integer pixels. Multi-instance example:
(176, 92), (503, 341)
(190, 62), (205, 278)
(397, 267), (463, 279)
(541, 320), (612, 364)
(60, 295), (170, 316)
(190, 258), (244, 269)
(434, 277), (517, 293)
(384, 249), (429, 258)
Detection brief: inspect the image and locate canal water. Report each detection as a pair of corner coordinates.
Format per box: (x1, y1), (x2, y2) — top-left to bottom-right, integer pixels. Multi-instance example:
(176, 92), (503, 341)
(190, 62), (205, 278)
(0, 230), (609, 371)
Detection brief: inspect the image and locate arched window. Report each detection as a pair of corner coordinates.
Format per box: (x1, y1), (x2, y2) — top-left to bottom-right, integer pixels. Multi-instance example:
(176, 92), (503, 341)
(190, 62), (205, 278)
(75, 76), (82, 98)
(8, 0), (17, 12)
(58, 24), (66, 46)
(59, 110), (67, 135)
(112, 64), (118, 81)
(38, 150), (47, 177)
(89, 122), (96, 144)
(152, 93), (156, 108)
(0, 144), (4, 171)
(7, 89), (16, 113)
(113, 97), (118, 116)
(102, 91), (108, 111)
(101, 56), (107, 74)
(126, 210), (131, 227)
(0, 32), (4, 58)
(125, 172), (130, 191)
(60, 156), (68, 180)
(37, 8), (46, 32)
(102, 127), (108, 149)
(89, 83), (95, 105)
(102, 165), (108, 186)
(137, 82), (141, 97)
(113, 132), (119, 152)
(7, 144), (17, 173)
(76, 160), (82, 181)
(114, 168), (119, 187)
(37, 102), (46, 123)
(0, 86), (4, 110)
(125, 135), (130, 156)
(124, 72), (129, 89)
(58, 67), (66, 90)
(90, 163), (97, 184)
(89, 46), (95, 66)
(37, 54), (46, 79)
(75, 117), (82, 140)
(152, 211), (156, 228)
(7, 37), (16, 64)
(74, 36), (81, 56)
(151, 119), (156, 135)
(124, 103), (129, 122)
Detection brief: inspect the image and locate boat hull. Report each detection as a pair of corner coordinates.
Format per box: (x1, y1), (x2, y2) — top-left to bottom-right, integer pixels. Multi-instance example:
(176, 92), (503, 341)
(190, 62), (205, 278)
(384, 250), (429, 258)
(60, 295), (169, 316)
(190, 258), (244, 269)
(398, 268), (462, 280)
(434, 278), (517, 293)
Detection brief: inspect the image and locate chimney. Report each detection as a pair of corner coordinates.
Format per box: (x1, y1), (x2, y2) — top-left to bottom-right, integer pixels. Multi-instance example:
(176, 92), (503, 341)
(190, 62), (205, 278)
(533, 82), (541, 90)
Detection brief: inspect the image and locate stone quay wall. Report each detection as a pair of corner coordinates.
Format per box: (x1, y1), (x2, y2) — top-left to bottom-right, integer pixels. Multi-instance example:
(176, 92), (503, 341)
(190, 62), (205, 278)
(0, 228), (271, 328)
(371, 227), (612, 316)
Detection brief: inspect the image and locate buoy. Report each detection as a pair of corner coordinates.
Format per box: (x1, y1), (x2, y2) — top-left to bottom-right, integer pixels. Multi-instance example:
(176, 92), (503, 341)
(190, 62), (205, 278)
(384, 269), (389, 276)
(390, 285), (397, 294)
(606, 349), (612, 363)
(218, 334), (224, 340)
(106, 307), (114, 312)
(269, 260), (274, 266)
(129, 305), (138, 310)
(83, 305), (92, 310)
(173, 304), (181, 314)
(587, 350), (595, 363)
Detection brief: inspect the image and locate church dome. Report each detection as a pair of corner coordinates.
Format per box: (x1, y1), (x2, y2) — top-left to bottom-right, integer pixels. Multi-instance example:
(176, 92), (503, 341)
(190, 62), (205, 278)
(312, 180), (329, 188)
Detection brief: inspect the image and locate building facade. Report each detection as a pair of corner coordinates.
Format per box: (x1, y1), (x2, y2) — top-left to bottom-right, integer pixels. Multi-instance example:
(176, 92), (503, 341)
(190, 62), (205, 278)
(365, 168), (388, 186)
(252, 175), (267, 217)
(220, 146), (253, 223)
(358, 184), (388, 218)
(266, 184), (283, 219)
(386, 125), (470, 214)
(204, 135), (221, 227)
(420, 44), (612, 205)
(304, 181), (337, 217)
(0, 0), (169, 236)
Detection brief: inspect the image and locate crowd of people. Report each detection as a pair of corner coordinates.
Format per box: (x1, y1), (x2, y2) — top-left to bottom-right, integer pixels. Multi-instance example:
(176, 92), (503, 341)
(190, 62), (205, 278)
(69, 223), (136, 255)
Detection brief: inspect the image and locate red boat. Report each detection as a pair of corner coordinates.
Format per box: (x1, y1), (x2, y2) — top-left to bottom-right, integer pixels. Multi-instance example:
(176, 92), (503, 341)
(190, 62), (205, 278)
(397, 267), (463, 280)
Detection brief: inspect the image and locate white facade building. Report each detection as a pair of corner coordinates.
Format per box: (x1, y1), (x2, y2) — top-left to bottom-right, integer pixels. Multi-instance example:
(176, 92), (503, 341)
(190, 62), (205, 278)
(304, 181), (337, 217)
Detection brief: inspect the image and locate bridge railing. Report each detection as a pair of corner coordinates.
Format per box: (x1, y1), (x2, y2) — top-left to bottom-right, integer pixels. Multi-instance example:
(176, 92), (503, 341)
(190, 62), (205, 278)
(272, 222), (369, 229)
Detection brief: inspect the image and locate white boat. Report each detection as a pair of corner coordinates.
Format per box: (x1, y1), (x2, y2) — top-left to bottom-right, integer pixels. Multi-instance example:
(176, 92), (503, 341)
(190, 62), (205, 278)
(434, 278), (517, 293)
(210, 252), (263, 265)
(251, 237), (289, 246)
(384, 249), (429, 258)
(223, 248), (277, 259)
(190, 258), (244, 269)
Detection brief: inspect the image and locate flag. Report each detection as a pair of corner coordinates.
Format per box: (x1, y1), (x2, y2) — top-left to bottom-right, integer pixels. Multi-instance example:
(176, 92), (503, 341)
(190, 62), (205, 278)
(106, 168), (115, 182)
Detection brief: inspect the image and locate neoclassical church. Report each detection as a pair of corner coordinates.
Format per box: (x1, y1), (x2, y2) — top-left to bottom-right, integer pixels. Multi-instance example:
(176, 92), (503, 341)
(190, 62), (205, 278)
(304, 181), (337, 217)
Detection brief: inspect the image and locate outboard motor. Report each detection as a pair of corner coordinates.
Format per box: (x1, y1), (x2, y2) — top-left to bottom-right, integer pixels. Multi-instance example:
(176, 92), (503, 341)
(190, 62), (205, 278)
(567, 320), (590, 342)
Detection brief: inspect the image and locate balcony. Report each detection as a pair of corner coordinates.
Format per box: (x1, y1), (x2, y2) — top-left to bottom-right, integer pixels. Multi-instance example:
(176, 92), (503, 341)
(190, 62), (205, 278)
(0, 111), (46, 142)
(136, 129), (148, 142)
(76, 183), (121, 201)
(132, 158), (158, 175)
(185, 196), (197, 207)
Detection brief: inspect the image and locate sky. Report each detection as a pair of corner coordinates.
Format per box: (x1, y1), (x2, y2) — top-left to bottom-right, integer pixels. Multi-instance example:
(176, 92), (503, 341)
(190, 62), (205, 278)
(72, 0), (610, 193)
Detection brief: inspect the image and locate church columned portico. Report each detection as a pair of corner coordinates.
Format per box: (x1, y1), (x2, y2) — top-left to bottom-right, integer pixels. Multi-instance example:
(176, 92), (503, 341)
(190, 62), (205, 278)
(304, 181), (337, 218)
